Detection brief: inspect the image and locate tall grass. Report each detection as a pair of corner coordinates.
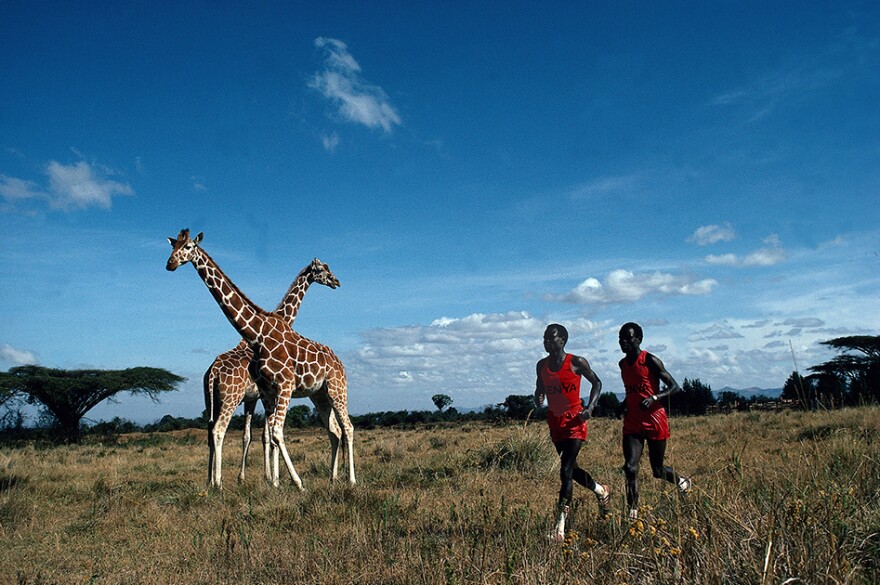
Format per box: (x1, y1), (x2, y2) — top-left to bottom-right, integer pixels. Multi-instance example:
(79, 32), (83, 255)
(1, 408), (878, 584)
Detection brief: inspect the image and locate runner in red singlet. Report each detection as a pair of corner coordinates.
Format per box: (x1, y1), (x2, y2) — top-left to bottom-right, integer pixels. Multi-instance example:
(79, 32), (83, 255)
(618, 322), (691, 520)
(534, 324), (610, 542)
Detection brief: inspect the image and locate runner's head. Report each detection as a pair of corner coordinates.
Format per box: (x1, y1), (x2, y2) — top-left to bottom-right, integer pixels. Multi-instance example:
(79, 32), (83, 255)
(543, 323), (569, 353)
(618, 322), (643, 355)
(619, 322), (642, 341)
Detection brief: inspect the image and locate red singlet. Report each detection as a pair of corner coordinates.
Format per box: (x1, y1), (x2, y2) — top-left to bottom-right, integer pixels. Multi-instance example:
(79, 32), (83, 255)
(619, 350), (670, 440)
(540, 353), (588, 442)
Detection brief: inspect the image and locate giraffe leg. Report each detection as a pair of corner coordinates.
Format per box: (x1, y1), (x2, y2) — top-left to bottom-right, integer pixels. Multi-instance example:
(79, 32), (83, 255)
(260, 397), (273, 483)
(207, 420), (216, 487)
(210, 414), (233, 489)
(207, 380), (240, 489)
(269, 390), (304, 491)
(310, 393), (342, 482)
(263, 400), (299, 486)
(327, 378), (356, 485)
(263, 408), (281, 486)
(238, 397), (257, 483)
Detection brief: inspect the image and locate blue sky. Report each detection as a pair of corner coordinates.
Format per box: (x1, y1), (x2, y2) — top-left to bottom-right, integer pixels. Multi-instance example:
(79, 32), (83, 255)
(1, 1), (878, 423)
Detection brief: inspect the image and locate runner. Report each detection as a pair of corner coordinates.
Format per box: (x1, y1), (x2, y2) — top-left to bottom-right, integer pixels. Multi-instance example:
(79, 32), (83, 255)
(534, 323), (611, 542)
(618, 322), (691, 519)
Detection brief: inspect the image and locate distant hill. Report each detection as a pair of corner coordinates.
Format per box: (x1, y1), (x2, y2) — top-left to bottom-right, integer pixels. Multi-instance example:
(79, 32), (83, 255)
(716, 386), (783, 399)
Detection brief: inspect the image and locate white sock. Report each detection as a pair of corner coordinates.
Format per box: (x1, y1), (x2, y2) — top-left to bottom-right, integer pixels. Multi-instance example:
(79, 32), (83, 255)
(554, 506), (568, 535)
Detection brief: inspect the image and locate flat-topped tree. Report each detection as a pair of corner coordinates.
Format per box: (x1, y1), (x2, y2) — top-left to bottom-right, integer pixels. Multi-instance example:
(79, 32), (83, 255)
(0, 365), (184, 443)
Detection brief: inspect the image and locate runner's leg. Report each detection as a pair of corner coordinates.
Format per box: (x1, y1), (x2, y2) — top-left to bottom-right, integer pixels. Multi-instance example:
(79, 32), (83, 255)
(623, 434), (644, 513)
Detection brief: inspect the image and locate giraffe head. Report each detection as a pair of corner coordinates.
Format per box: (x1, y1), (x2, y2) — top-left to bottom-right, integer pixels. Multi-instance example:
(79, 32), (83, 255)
(166, 228), (204, 271)
(308, 258), (340, 289)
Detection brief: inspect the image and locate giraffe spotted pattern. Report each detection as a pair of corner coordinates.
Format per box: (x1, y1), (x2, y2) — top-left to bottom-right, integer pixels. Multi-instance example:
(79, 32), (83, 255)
(203, 258), (342, 488)
(167, 229), (356, 489)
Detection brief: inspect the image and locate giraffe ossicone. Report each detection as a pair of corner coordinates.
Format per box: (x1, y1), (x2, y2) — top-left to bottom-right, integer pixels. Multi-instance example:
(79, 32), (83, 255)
(167, 228), (356, 489)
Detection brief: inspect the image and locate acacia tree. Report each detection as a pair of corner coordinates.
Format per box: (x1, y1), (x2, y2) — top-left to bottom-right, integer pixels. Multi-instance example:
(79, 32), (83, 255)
(0, 365), (185, 443)
(431, 393), (453, 412)
(810, 335), (880, 404)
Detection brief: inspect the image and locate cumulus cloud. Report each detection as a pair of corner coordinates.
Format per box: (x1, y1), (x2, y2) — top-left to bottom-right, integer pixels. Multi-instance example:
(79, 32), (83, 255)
(346, 311), (612, 412)
(1, 344), (38, 365)
(559, 269), (717, 304)
(310, 37), (401, 133)
(341, 308), (853, 413)
(741, 246), (786, 266)
(688, 223), (736, 246)
(1, 160), (133, 212)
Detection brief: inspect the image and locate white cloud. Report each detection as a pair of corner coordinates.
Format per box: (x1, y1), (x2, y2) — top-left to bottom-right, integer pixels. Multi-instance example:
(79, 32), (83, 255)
(704, 234), (787, 267)
(560, 269), (717, 304)
(688, 321), (745, 341)
(0, 175), (45, 202)
(2, 160), (133, 212)
(742, 246), (786, 266)
(1, 344), (38, 365)
(347, 311), (607, 411)
(705, 253), (738, 265)
(310, 37), (401, 133)
(322, 132), (340, 152)
(688, 223), (737, 246)
(45, 161), (133, 209)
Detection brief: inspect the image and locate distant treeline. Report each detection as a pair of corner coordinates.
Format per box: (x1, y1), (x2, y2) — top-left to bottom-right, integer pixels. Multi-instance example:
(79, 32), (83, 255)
(2, 333), (877, 444)
(0, 378), (788, 442)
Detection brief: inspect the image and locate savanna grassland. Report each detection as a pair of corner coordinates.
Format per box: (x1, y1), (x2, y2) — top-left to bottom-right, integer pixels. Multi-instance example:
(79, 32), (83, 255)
(1, 407), (879, 584)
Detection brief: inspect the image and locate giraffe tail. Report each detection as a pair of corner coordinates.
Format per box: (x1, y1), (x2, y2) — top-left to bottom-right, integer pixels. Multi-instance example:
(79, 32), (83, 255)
(203, 366), (216, 425)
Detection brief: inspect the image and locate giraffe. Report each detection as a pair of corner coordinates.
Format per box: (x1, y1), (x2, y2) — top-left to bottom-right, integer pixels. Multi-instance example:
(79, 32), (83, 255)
(204, 258), (341, 489)
(167, 229), (356, 489)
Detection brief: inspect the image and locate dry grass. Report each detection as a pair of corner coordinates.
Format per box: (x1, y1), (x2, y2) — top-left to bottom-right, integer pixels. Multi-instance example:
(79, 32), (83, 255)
(1, 408), (879, 584)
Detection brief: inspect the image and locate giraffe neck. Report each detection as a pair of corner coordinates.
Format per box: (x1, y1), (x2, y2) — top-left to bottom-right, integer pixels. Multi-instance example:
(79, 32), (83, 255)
(190, 247), (264, 343)
(273, 266), (312, 325)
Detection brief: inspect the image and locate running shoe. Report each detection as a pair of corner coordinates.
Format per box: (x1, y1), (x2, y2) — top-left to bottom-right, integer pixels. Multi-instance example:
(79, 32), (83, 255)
(595, 483), (612, 517)
(678, 476), (692, 494)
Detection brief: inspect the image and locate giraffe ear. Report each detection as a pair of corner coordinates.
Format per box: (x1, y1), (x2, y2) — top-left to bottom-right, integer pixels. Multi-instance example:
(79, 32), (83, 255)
(167, 237), (177, 246)
(194, 232), (204, 244)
